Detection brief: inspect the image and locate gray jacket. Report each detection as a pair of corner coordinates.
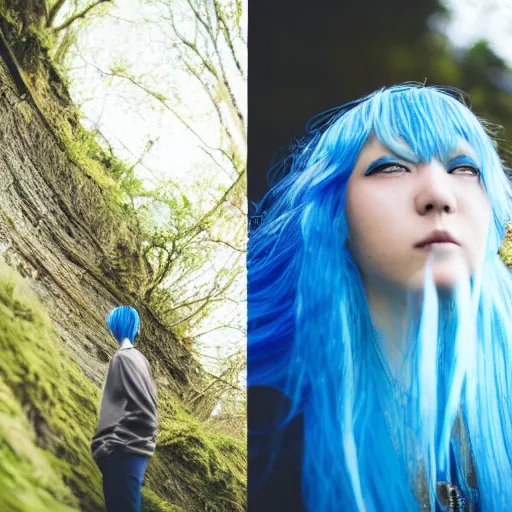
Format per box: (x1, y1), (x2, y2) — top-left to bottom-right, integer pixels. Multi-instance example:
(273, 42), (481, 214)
(91, 342), (158, 464)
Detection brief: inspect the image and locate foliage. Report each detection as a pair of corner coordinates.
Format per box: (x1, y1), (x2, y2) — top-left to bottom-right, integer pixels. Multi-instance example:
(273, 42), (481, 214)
(46, 0), (248, 427)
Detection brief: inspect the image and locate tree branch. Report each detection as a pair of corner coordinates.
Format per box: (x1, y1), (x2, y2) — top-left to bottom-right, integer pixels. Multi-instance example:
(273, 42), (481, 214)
(52, 0), (112, 33)
(213, 0), (245, 79)
(47, 0), (68, 27)
(188, 368), (243, 405)
(183, 169), (245, 238)
(206, 237), (245, 253)
(181, 0), (246, 142)
(190, 324), (246, 340)
(166, 268), (238, 328)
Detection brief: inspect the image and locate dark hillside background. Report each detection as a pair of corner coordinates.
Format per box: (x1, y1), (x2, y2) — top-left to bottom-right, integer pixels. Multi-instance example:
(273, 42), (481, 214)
(248, 0), (512, 204)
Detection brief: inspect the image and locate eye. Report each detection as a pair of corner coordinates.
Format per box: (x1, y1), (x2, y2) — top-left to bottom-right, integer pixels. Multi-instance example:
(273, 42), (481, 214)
(449, 165), (480, 177)
(364, 157), (412, 176)
(370, 163), (410, 175)
(364, 160), (410, 176)
(446, 155), (481, 178)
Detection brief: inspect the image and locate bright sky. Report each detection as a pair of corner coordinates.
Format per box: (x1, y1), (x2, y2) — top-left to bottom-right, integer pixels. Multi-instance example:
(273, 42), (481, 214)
(437, 0), (512, 67)
(64, 0), (246, 191)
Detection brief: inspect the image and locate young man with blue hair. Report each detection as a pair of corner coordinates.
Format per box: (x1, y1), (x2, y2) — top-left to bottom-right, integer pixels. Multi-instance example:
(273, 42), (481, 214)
(91, 306), (158, 512)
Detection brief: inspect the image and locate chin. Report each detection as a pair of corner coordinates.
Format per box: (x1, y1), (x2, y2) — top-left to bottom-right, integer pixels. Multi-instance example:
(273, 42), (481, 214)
(431, 267), (467, 290)
(406, 254), (472, 292)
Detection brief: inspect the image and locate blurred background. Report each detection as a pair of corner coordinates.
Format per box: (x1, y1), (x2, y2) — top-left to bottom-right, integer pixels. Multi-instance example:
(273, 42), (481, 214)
(248, 0), (512, 204)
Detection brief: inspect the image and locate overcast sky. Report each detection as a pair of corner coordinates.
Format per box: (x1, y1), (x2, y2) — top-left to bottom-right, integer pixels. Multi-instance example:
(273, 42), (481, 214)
(439, 0), (512, 65)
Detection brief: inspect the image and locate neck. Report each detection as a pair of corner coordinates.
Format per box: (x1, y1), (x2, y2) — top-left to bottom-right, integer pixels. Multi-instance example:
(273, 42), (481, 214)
(364, 280), (421, 378)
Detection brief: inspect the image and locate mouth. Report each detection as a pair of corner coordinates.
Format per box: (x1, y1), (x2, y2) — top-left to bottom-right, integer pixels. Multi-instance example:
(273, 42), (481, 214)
(414, 229), (460, 250)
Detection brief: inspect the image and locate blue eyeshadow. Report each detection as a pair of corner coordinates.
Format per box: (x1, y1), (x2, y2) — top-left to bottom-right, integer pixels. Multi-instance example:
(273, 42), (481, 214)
(446, 155), (479, 171)
(363, 157), (403, 176)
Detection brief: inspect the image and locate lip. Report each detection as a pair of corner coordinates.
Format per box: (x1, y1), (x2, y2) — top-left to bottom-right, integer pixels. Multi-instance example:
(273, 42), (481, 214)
(414, 229), (460, 249)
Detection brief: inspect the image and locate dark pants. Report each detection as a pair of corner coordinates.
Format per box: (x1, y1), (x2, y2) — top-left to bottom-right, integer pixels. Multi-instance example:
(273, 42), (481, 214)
(98, 453), (149, 512)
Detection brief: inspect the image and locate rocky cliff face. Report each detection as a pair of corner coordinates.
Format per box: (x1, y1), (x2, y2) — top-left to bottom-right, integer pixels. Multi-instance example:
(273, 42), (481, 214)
(0, 8), (245, 512)
(0, 28), (199, 395)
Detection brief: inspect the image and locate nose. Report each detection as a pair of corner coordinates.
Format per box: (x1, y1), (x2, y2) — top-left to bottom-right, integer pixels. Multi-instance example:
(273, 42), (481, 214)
(414, 160), (457, 216)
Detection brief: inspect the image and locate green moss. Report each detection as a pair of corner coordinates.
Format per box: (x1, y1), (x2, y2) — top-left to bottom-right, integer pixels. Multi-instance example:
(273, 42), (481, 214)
(146, 395), (247, 512)
(0, 264), (245, 511)
(14, 99), (33, 124)
(499, 224), (512, 267)
(58, 125), (126, 206)
(142, 488), (183, 512)
(0, 210), (15, 228)
(0, 376), (78, 512)
(0, 263), (104, 510)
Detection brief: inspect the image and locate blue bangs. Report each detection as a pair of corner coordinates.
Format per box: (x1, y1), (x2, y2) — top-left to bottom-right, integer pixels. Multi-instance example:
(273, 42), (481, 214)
(258, 85), (511, 253)
(367, 86), (512, 249)
(107, 306), (140, 343)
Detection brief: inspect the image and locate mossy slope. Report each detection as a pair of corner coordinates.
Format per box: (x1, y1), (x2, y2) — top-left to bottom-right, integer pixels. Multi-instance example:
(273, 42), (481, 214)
(146, 397), (246, 512)
(0, 263), (246, 511)
(0, 376), (77, 512)
(0, 262), (105, 510)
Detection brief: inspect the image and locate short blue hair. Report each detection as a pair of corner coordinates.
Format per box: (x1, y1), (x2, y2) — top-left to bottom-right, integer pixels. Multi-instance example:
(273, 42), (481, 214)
(107, 306), (140, 343)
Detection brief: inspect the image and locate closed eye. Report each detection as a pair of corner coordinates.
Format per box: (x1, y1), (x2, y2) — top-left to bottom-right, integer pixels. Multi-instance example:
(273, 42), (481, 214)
(372, 163), (409, 174)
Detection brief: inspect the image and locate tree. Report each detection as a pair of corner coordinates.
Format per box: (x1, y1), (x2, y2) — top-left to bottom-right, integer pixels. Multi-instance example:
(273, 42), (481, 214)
(46, 0), (247, 424)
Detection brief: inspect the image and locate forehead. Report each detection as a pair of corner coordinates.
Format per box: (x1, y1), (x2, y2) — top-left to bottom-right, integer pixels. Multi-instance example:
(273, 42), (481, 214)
(355, 137), (478, 167)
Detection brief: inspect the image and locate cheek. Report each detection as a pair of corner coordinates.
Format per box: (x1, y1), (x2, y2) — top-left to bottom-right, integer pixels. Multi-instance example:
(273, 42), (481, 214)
(463, 195), (492, 264)
(347, 183), (384, 238)
(346, 184), (377, 257)
(346, 182), (410, 273)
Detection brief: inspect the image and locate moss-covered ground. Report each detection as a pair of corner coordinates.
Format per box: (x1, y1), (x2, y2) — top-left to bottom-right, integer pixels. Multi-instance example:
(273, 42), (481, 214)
(147, 396), (246, 512)
(0, 376), (77, 512)
(0, 263), (246, 511)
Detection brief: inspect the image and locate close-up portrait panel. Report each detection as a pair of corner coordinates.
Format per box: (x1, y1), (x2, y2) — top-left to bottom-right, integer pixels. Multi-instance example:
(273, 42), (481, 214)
(248, 1), (512, 511)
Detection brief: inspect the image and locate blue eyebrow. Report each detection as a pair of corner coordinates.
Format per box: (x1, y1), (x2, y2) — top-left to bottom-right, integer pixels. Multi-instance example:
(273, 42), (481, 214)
(446, 155), (479, 170)
(363, 156), (404, 176)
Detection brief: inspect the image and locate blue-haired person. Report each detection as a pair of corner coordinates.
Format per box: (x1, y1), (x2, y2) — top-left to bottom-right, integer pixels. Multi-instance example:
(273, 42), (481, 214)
(91, 306), (158, 512)
(248, 84), (512, 511)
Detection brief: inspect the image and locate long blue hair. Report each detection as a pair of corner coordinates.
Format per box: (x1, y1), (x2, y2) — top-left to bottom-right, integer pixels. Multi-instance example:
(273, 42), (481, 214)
(107, 305), (140, 343)
(248, 84), (512, 510)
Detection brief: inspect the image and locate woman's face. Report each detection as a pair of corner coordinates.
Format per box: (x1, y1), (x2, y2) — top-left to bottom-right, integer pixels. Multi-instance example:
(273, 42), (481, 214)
(346, 138), (492, 291)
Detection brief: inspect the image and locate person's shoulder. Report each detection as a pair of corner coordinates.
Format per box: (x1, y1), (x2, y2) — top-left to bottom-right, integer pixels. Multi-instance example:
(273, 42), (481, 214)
(117, 346), (150, 366)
